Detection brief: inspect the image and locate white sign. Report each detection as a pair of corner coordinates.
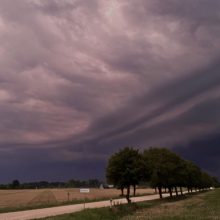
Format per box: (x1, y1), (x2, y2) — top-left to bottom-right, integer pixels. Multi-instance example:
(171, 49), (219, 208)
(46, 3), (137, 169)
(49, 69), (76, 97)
(80, 188), (90, 193)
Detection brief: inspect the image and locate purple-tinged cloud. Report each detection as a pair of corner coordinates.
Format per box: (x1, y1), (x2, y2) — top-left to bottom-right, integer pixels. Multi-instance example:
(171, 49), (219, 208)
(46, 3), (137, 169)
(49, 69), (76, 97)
(0, 0), (220, 182)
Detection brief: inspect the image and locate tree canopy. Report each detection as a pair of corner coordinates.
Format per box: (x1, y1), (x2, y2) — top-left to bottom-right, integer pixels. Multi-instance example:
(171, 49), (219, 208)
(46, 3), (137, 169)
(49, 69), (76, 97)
(106, 147), (143, 202)
(106, 147), (218, 202)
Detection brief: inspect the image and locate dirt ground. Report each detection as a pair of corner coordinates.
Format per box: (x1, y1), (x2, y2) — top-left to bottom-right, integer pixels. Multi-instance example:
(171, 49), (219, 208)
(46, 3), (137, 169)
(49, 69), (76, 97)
(0, 188), (154, 208)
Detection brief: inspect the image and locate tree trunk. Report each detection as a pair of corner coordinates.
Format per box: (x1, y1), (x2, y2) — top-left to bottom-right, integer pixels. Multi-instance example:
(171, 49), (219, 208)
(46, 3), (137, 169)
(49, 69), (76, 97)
(169, 187), (173, 197)
(190, 188), (193, 193)
(121, 187), (124, 196)
(133, 185), (136, 196)
(126, 186), (131, 203)
(187, 187), (190, 193)
(180, 187), (183, 195)
(155, 187), (157, 194)
(158, 187), (163, 199)
(175, 187), (178, 196)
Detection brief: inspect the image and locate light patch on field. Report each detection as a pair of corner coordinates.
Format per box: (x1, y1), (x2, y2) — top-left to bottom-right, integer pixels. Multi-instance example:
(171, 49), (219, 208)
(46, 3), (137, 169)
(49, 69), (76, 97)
(28, 190), (57, 205)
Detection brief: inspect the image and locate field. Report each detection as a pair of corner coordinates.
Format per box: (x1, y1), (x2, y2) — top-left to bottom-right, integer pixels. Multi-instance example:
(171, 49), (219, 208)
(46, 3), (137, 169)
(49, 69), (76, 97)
(0, 188), (154, 211)
(41, 189), (220, 220)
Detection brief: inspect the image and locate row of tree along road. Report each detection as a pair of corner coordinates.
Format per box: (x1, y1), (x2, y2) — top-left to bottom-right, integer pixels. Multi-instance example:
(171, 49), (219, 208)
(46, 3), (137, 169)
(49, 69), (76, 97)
(106, 147), (219, 203)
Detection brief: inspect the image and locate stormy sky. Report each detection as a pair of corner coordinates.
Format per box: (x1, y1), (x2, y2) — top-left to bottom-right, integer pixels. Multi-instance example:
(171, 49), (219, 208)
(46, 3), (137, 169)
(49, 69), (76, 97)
(0, 0), (220, 183)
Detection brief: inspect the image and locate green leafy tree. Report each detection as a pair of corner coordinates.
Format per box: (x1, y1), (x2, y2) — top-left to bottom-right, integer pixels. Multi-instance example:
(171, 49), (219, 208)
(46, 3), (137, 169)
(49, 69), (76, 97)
(199, 172), (213, 190)
(184, 160), (201, 192)
(106, 147), (143, 203)
(12, 180), (20, 189)
(211, 176), (220, 188)
(143, 148), (185, 198)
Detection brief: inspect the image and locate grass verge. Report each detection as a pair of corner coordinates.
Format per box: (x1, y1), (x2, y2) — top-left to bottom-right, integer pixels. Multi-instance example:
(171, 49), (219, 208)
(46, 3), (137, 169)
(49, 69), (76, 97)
(123, 189), (220, 220)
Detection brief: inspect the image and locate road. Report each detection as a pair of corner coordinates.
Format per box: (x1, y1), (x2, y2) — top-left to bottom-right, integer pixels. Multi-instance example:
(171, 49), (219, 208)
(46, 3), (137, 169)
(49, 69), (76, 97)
(0, 193), (171, 220)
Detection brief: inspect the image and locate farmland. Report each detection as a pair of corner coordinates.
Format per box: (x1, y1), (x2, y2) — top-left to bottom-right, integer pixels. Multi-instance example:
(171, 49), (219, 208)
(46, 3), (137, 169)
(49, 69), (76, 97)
(0, 188), (154, 211)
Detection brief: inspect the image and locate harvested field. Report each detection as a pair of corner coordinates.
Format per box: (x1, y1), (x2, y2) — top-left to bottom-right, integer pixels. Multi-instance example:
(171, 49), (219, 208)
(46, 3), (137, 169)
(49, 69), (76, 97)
(0, 188), (154, 209)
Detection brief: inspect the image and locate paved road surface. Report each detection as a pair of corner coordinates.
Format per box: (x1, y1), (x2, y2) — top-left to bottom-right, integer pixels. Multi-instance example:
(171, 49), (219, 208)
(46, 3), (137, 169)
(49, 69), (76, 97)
(0, 193), (171, 220)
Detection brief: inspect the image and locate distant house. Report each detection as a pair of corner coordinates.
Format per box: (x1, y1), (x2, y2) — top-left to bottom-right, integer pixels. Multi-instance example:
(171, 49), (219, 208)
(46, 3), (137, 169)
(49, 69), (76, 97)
(99, 183), (114, 189)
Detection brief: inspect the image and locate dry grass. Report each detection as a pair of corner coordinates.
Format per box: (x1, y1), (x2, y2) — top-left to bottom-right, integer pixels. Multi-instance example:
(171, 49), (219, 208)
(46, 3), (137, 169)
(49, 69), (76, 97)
(0, 188), (154, 209)
(121, 190), (220, 220)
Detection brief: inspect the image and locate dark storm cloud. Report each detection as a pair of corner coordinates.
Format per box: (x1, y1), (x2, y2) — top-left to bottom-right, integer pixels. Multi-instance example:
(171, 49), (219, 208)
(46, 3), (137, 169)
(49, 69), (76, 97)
(0, 0), (220, 182)
(173, 134), (220, 178)
(0, 147), (106, 182)
(62, 61), (220, 151)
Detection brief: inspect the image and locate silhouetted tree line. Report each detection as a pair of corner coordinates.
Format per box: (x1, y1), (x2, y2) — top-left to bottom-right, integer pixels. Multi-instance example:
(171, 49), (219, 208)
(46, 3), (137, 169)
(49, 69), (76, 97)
(0, 179), (102, 189)
(106, 147), (220, 203)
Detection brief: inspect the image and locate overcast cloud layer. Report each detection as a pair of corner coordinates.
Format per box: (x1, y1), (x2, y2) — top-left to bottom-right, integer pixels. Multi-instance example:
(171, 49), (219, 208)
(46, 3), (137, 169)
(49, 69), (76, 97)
(0, 0), (220, 182)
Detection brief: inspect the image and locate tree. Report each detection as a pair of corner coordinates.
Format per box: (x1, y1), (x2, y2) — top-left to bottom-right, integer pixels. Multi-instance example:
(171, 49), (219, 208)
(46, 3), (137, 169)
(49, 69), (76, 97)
(143, 148), (185, 198)
(12, 180), (20, 189)
(199, 172), (213, 190)
(106, 147), (143, 203)
(88, 179), (101, 188)
(211, 176), (220, 188)
(184, 161), (201, 192)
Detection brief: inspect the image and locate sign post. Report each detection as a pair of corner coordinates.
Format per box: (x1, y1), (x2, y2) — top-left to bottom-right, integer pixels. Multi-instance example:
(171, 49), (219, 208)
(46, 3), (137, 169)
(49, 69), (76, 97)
(80, 188), (90, 209)
(67, 192), (70, 202)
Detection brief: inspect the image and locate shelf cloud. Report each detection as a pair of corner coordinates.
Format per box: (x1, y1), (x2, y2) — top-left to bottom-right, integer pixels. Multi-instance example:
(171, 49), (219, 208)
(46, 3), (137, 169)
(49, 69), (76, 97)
(0, 0), (220, 182)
